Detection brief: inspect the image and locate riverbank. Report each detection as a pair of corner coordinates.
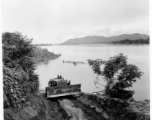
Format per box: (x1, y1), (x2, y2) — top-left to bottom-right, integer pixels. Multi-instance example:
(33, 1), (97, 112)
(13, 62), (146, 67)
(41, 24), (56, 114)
(33, 46), (61, 64)
(4, 93), (150, 120)
(77, 93), (150, 120)
(4, 94), (69, 120)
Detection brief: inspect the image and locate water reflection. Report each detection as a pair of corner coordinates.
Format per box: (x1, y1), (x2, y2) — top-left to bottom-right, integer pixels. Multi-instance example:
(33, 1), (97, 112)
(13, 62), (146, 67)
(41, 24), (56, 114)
(35, 44), (149, 100)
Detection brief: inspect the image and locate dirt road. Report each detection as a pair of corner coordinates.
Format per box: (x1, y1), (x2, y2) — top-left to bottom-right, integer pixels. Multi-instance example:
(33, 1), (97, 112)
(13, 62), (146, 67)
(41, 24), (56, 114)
(59, 99), (87, 120)
(59, 98), (106, 120)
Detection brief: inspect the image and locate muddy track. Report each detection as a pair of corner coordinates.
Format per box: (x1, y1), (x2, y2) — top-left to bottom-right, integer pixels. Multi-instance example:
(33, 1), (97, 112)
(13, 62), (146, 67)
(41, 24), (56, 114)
(70, 98), (106, 120)
(59, 99), (86, 120)
(46, 98), (70, 120)
(58, 97), (106, 120)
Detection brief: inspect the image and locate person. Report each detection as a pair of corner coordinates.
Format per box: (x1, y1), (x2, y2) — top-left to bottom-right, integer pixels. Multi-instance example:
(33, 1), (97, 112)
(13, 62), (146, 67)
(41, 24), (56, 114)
(67, 80), (71, 85)
(57, 75), (60, 79)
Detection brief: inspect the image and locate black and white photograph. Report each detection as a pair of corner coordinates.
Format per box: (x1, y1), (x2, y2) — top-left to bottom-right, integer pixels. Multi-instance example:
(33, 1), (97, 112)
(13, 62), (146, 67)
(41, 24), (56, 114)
(1, 0), (150, 119)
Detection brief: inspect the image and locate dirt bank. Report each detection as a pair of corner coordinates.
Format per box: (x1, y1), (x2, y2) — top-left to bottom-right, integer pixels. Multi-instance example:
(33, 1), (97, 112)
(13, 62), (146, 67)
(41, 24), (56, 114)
(59, 99), (87, 120)
(77, 93), (150, 120)
(58, 97), (106, 120)
(4, 94), (150, 120)
(4, 95), (69, 120)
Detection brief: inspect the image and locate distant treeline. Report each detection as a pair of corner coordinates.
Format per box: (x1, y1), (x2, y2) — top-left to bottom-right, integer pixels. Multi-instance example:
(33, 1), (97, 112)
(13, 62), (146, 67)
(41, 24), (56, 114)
(111, 38), (149, 44)
(34, 44), (52, 46)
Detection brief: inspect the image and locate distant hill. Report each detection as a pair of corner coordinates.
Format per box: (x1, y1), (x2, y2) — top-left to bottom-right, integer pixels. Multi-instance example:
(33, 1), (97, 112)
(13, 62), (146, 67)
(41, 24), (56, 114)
(61, 33), (149, 45)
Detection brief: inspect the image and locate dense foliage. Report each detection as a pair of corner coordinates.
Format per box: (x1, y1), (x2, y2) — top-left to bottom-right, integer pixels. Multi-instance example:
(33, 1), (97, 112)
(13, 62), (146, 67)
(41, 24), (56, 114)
(88, 53), (143, 100)
(85, 94), (149, 120)
(112, 38), (149, 44)
(33, 47), (60, 63)
(3, 32), (39, 107)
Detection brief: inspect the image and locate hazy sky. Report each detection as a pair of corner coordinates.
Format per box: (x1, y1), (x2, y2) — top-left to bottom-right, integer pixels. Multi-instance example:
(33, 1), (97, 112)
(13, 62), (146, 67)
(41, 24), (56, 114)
(2, 0), (149, 44)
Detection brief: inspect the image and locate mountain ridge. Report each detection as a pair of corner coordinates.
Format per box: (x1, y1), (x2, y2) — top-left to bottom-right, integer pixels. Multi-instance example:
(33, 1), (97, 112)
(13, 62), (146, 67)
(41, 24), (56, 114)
(61, 33), (149, 45)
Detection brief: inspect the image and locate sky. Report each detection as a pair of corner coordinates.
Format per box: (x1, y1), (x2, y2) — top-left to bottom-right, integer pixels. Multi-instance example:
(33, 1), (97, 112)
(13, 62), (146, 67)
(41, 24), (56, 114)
(1, 0), (149, 44)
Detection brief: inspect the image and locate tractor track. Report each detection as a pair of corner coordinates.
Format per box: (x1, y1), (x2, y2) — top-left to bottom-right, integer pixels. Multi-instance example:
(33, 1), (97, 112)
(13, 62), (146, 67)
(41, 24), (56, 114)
(58, 97), (106, 120)
(70, 98), (106, 120)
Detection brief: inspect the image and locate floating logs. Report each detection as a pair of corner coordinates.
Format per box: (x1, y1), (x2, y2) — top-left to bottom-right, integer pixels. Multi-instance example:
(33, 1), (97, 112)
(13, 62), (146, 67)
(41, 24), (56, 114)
(63, 60), (87, 66)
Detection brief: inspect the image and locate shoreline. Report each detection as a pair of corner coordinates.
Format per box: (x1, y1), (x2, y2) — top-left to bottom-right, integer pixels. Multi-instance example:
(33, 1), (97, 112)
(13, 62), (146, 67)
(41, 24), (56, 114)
(34, 54), (61, 64)
(33, 46), (61, 64)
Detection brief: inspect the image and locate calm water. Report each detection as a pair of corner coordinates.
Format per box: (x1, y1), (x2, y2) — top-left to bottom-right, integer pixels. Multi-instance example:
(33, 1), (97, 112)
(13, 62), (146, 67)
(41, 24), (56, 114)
(35, 44), (149, 100)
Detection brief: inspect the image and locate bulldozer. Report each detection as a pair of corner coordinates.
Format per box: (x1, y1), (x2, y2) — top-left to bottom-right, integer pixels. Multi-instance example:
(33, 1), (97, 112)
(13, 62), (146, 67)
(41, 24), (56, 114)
(45, 75), (81, 98)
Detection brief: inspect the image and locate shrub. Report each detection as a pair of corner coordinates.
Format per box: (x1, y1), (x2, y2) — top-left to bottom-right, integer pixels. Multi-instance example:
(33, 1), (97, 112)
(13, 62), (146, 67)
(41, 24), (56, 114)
(3, 32), (39, 107)
(88, 53), (143, 100)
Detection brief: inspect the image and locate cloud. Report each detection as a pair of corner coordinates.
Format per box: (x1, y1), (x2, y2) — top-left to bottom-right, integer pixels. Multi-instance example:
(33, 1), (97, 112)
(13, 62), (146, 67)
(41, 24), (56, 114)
(90, 27), (111, 37)
(2, 0), (149, 43)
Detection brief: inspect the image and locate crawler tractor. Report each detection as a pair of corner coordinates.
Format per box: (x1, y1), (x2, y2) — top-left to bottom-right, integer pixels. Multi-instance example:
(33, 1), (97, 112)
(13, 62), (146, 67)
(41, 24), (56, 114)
(45, 75), (81, 98)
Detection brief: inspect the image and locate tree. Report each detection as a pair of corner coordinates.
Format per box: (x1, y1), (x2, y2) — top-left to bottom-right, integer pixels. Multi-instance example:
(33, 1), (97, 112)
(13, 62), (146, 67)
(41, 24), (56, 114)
(88, 53), (143, 100)
(3, 32), (39, 107)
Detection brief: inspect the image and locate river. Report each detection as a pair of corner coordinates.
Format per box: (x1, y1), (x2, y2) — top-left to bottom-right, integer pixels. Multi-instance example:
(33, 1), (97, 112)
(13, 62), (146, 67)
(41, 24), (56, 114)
(35, 44), (149, 100)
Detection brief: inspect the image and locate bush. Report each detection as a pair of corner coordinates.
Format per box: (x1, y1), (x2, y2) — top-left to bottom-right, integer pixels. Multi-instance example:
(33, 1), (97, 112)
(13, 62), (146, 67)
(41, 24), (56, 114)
(3, 32), (39, 107)
(88, 53), (143, 100)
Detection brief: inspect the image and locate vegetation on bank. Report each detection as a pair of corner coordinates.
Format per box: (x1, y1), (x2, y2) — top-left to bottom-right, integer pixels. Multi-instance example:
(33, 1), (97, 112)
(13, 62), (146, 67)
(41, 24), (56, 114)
(33, 47), (61, 64)
(87, 54), (149, 119)
(3, 32), (61, 108)
(88, 53), (143, 100)
(111, 38), (149, 44)
(3, 32), (65, 120)
(3, 32), (39, 108)
(78, 93), (150, 120)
